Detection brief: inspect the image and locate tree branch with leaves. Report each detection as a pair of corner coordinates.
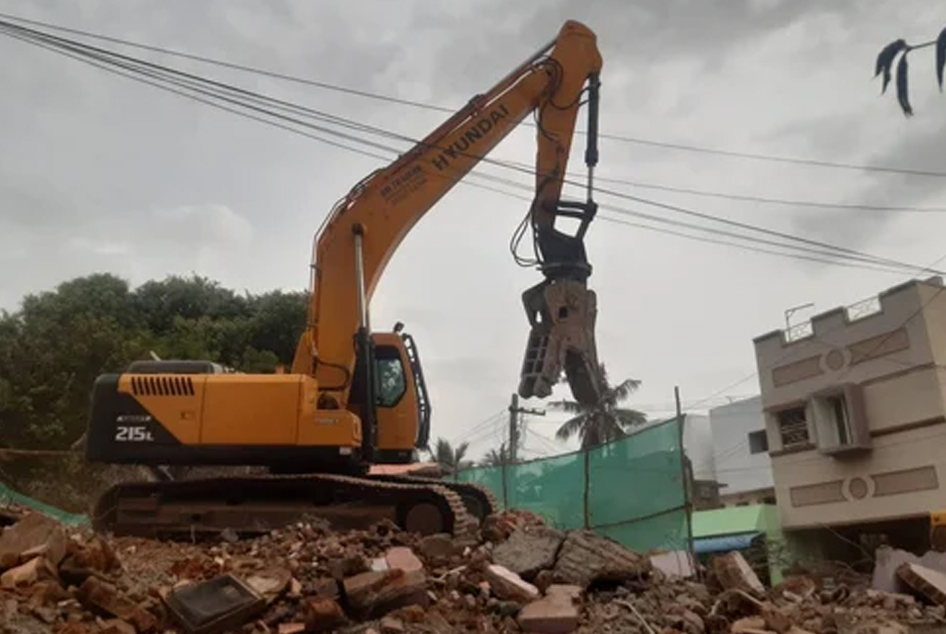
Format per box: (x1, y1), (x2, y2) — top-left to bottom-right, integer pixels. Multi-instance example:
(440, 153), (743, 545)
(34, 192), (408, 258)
(875, 26), (946, 116)
(549, 363), (647, 449)
(428, 437), (472, 475)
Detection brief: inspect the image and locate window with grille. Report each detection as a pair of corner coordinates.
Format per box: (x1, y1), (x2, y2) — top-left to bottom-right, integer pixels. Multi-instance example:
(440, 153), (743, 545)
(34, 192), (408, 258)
(776, 406), (810, 447)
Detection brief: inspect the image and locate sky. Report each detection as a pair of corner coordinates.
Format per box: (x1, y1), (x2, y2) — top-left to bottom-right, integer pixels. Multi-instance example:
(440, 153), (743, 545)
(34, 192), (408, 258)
(2, 0), (946, 462)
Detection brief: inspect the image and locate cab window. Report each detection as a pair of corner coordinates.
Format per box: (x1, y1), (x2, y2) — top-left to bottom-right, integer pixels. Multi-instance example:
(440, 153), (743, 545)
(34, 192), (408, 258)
(376, 356), (406, 407)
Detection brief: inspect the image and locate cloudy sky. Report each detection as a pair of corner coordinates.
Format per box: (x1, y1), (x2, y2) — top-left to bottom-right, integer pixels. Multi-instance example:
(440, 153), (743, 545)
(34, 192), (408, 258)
(2, 0), (946, 461)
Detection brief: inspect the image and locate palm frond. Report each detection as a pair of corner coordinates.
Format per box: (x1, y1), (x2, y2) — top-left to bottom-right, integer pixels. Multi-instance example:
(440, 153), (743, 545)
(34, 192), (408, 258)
(434, 438), (453, 465)
(610, 378), (641, 402)
(549, 399), (586, 414)
(555, 414), (587, 442)
(454, 441), (470, 465)
(614, 408), (648, 429)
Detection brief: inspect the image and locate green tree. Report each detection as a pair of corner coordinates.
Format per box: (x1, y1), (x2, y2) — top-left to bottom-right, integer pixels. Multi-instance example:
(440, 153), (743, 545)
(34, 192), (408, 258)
(480, 445), (511, 467)
(429, 437), (471, 475)
(550, 364), (647, 449)
(0, 273), (309, 451)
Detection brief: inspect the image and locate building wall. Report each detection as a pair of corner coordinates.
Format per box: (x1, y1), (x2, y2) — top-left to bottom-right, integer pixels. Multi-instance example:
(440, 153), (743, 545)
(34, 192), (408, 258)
(752, 277), (946, 530)
(708, 396), (774, 496)
(719, 487), (776, 508)
(683, 413), (715, 482)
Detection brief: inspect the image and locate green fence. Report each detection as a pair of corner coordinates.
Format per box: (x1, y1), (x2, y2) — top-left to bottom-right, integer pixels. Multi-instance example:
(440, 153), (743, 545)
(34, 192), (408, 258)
(0, 482), (89, 527)
(458, 417), (691, 553)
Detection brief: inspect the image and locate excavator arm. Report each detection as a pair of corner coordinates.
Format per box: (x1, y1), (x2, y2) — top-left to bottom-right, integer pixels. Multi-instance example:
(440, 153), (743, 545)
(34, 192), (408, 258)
(291, 19), (605, 414)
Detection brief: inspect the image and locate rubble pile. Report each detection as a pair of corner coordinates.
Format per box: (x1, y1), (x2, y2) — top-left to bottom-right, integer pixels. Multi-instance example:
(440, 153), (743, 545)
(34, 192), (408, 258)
(1, 507), (945, 634)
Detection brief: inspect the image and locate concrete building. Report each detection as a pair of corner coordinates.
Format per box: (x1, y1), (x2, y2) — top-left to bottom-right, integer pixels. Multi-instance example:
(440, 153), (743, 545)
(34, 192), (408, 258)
(707, 396), (776, 507)
(752, 276), (946, 559)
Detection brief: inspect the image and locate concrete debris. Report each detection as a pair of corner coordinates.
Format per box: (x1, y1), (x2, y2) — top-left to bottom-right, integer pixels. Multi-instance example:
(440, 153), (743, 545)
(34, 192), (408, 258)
(896, 562), (946, 606)
(552, 529), (651, 588)
(0, 512), (67, 570)
(713, 551), (767, 597)
(492, 526), (565, 581)
(0, 506), (944, 634)
(872, 545), (946, 594)
(517, 584), (582, 634)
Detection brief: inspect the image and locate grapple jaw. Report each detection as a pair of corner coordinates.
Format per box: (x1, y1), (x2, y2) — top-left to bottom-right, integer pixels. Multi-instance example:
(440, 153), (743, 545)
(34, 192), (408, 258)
(517, 278), (603, 406)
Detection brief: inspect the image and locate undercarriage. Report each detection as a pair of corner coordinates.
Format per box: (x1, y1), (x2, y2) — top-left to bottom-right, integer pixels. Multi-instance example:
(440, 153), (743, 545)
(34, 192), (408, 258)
(91, 472), (498, 541)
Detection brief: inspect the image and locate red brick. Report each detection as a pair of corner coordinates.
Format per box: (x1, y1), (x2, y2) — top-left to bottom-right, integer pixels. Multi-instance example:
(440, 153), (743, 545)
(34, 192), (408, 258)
(385, 547), (423, 574)
(301, 597), (347, 632)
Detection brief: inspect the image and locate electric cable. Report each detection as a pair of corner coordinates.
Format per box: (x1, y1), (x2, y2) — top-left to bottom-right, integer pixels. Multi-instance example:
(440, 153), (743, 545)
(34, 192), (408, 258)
(5, 10), (946, 179)
(0, 18), (937, 277)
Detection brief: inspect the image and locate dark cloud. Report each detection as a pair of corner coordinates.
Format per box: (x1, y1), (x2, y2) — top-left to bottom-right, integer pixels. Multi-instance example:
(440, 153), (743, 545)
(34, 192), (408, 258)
(403, 0), (831, 102)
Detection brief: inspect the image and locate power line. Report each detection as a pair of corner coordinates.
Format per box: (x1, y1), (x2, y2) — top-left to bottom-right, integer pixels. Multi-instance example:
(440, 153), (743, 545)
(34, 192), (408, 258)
(1, 18), (937, 278)
(576, 174), (946, 215)
(467, 169), (938, 275)
(4, 10), (946, 180)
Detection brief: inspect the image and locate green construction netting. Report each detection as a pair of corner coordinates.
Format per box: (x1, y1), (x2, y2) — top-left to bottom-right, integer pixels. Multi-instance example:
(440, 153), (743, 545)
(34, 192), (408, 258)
(457, 417), (688, 553)
(0, 482), (89, 527)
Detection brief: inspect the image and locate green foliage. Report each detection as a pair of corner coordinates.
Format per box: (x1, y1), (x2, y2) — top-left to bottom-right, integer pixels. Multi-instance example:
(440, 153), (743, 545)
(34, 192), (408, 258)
(429, 437), (472, 475)
(550, 363), (647, 449)
(480, 445), (511, 467)
(0, 273), (309, 451)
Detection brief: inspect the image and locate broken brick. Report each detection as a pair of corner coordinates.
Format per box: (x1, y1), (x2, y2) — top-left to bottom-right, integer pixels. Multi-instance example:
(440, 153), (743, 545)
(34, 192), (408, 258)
(0, 555), (58, 589)
(0, 512), (67, 570)
(77, 576), (158, 632)
(246, 568), (291, 603)
(301, 597), (347, 632)
(385, 547), (423, 574)
(517, 583), (581, 634)
(343, 568), (429, 618)
(552, 530), (651, 589)
(485, 564), (540, 603)
(713, 552), (766, 597)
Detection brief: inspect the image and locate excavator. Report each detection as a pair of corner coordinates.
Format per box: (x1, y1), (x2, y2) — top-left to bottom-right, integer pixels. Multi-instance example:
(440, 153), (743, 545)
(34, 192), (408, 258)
(84, 20), (605, 540)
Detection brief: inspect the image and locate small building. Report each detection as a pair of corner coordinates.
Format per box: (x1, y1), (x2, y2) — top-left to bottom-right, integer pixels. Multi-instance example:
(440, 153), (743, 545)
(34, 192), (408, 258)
(691, 503), (784, 585)
(752, 276), (946, 563)
(708, 396), (776, 508)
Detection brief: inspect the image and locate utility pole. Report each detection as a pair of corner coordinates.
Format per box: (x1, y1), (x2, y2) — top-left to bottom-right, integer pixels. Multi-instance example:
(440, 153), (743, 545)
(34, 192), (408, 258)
(508, 393), (545, 462)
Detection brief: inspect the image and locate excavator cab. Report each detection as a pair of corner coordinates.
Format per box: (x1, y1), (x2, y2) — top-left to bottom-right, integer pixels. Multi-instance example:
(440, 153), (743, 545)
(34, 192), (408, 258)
(346, 324), (432, 465)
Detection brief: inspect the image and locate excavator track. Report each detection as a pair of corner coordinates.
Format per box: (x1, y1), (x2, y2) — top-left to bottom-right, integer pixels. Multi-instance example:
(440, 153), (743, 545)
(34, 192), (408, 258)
(367, 474), (500, 523)
(91, 472), (479, 542)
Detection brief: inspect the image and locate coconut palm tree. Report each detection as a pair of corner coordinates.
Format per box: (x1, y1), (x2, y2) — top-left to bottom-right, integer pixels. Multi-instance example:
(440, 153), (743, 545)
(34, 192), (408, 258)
(429, 437), (472, 475)
(550, 363), (647, 449)
(480, 444), (511, 467)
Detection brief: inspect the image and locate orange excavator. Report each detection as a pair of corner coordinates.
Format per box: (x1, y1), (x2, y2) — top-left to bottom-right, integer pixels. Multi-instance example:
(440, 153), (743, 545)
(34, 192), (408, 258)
(84, 20), (605, 539)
